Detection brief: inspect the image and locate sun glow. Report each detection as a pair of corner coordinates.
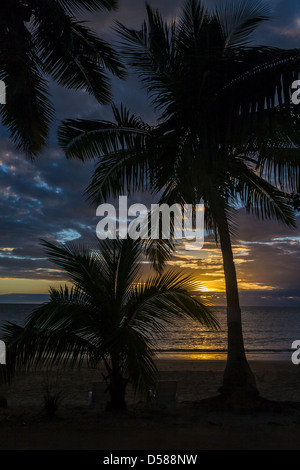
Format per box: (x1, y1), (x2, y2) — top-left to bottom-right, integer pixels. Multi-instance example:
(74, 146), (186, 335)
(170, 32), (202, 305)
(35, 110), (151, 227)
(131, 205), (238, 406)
(0, 278), (68, 295)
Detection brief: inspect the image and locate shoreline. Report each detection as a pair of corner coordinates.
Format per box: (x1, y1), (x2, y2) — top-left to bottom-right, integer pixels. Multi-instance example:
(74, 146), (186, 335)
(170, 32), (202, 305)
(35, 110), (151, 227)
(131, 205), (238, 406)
(155, 352), (293, 361)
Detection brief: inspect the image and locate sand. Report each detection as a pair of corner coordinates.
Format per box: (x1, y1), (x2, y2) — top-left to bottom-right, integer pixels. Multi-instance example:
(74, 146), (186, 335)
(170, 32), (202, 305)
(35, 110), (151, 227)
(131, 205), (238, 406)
(1, 358), (300, 451)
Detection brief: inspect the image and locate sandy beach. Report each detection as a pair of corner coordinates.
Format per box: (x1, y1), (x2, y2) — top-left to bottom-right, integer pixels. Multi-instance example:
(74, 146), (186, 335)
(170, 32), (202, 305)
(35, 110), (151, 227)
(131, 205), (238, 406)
(1, 358), (300, 450)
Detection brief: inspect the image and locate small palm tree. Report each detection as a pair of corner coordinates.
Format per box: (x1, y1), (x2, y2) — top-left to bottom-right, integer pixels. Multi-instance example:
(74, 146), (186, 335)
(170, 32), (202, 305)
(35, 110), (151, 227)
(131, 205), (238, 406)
(0, 0), (124, 157)
(1, 238), (218, 410)
(58, 0), (300, 406)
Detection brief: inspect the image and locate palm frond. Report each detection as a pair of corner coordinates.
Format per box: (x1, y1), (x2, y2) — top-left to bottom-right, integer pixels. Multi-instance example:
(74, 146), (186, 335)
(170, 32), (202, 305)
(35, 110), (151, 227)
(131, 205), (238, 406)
(25, 285), (100, 333)
(40, 239), (110, 305)
(0, 3), (53, 157)
(114, 7), (177, 113)
(86, 148), (151, 203)
(57, 0), (118, 15)
(233, 159), (297, 227)
(0, 0), (123, 156)
(127, 269), (219, 332)
(117, 326), (158, 396)
(1, 320), (95, 379)
(252, 107), (300, 192)
(96, 238), (143, 308)
(215, 0), (271, 48)
(33, 4), (124, 104)
(143, 238), (175, 274)
(58, 105), (148, 161)
(222, 46), (300, 126)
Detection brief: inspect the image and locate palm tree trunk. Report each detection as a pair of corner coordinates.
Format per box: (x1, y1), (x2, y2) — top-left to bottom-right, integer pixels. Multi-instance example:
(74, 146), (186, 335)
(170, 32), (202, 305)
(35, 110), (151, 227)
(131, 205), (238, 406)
(106, 357), (127, 411)
(216, 209), (258, 405)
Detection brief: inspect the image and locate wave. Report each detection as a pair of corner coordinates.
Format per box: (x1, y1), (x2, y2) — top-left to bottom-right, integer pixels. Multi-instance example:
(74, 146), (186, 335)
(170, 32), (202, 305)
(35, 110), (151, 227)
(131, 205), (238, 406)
(155, 347), (293, 354)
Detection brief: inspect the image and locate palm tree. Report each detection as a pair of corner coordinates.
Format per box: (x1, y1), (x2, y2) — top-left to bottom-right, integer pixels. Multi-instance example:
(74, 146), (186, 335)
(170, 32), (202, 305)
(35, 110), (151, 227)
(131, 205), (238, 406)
(1, 237), (218, 410)
(0, 0), (124, 157)
(57, 0), (300, 406)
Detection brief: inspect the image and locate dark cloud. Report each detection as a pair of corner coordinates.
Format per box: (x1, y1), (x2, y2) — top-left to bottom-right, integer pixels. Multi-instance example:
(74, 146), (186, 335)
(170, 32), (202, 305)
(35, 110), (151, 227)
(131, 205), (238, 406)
(232, 209), (300, 242)
(254, 0), (300, 48)
(236, 240), (300, 290)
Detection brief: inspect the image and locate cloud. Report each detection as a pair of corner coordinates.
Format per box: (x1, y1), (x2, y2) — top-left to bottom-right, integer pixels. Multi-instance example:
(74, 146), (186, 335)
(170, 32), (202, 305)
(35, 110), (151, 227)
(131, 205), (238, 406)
(253, 0), (300, 47)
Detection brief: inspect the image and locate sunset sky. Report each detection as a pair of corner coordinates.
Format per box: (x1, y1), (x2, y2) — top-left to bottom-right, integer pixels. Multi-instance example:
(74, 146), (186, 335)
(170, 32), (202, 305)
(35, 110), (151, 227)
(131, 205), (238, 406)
(0, 0), (299, 306)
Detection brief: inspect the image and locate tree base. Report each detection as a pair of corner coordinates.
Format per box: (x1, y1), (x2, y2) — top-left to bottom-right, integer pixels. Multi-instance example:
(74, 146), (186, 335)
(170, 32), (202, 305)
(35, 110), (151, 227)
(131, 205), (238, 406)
(217, 385), (261, 412)
(0, 395), (7, 408)
(105, 401), (127, 412)
(218, 357), (259, 410)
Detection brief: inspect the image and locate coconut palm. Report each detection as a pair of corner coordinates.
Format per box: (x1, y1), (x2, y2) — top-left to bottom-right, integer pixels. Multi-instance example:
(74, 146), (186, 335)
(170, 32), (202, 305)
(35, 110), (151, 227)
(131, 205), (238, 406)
(0, 0), (124, 157)
(1, 237), (218, 410)
(57, 0), (300, 406)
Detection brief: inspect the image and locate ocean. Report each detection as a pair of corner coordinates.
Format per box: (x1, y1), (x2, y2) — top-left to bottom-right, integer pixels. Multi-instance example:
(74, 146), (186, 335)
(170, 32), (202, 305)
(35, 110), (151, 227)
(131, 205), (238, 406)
(0, 304), (299, 361)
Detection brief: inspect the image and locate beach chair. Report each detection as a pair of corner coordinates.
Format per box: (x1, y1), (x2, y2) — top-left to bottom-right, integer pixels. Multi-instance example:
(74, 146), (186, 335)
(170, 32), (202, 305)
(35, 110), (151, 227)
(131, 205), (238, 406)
(89, 381), (109, 407)
(148, 380), (178, 409)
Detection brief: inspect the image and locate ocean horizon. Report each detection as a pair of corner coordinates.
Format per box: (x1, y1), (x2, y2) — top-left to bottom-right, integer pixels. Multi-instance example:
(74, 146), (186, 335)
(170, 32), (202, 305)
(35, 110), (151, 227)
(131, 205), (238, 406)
(0, 304), (299, 361)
